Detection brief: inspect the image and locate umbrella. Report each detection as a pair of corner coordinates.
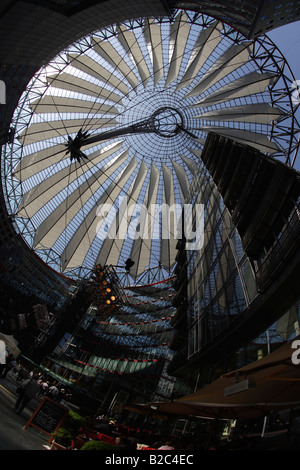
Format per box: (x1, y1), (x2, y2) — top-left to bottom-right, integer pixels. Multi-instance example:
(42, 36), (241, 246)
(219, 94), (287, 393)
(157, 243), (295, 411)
(0, 332), (20, 358)
(127, 336), (300, 420)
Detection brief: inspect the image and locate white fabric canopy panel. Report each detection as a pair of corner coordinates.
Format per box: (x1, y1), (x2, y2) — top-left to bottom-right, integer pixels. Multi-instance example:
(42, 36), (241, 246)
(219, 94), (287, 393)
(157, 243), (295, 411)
(4, 10), (294, 281)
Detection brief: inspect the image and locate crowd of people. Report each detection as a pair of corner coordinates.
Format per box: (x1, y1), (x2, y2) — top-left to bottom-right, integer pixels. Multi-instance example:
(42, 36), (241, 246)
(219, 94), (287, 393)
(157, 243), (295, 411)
(36, 377), (72, 404)
(0, 356), (72, 415)
(1, 355), (300, 450)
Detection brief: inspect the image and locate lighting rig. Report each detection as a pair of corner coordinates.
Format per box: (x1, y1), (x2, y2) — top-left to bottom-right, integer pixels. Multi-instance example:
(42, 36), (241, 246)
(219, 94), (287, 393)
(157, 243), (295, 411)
(88, 264), (128, 318)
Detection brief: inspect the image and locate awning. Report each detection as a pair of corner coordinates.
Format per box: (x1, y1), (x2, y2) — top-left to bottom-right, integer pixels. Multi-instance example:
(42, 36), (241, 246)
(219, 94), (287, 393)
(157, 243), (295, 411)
(0, 332), (20, 358)
(126, 336), (300, 420)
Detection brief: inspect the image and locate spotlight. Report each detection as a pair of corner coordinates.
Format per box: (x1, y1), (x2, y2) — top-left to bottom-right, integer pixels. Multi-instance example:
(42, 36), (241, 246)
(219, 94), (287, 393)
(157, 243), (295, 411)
(125, 258), (135, 271)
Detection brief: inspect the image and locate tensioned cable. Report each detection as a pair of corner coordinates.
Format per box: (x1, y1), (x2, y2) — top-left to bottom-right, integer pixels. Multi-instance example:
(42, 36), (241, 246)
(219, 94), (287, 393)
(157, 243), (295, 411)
(78, 19), (242, 134)
(50, 14), (227, 135)
(20, 16), (263, 165)
(8, 13), (292, 280)
(14, 15), (286, 163)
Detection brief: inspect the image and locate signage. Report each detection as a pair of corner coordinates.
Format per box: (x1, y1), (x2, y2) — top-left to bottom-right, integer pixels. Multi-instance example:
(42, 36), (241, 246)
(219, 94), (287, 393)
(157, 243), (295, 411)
(24, 397), (68, 436)
(224, 378), (255, 397)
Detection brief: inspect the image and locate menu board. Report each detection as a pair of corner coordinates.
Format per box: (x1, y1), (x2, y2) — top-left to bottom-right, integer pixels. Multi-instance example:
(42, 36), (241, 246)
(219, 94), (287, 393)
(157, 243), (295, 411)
(25, 397), (68, 436)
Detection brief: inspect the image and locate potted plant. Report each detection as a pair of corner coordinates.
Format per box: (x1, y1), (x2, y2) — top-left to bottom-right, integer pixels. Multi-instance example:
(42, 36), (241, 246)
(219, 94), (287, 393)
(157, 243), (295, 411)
(80, 440), (116, 451)
(50, 428), (73, 450)
(49, 410), (87, 450)
(64, 410), (86, 433)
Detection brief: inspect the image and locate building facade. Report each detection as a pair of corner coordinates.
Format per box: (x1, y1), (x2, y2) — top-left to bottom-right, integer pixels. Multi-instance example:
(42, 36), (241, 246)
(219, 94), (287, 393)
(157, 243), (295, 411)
(169, 133), (300, 389)
(0, 0), (299, 412)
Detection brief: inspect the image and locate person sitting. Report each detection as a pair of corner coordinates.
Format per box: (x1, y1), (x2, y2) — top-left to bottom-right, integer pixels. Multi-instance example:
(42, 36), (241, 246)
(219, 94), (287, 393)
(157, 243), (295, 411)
(157, 440), (175, 450)
(114, 437), (127, 449)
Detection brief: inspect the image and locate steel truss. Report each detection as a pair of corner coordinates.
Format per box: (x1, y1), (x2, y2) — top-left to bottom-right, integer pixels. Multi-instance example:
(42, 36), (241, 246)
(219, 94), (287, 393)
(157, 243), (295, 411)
(1, 10), (299, 284)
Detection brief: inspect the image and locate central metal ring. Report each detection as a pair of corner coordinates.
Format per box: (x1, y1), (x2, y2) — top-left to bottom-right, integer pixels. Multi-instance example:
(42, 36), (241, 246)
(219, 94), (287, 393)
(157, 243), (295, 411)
(152, 107), (184, 138)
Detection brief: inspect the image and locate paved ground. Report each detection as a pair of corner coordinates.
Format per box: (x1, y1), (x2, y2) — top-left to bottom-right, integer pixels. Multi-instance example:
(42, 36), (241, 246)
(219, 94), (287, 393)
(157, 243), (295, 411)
(0, 375), (49, 450)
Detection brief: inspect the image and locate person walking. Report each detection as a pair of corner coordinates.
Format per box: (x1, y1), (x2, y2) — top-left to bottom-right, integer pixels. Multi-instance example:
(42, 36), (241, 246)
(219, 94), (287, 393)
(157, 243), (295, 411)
(14, 374), (40, 415)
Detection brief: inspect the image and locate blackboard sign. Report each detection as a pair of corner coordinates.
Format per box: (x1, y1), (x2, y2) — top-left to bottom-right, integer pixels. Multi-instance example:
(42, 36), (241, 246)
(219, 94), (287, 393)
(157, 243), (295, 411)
(24, 397), (68, 436)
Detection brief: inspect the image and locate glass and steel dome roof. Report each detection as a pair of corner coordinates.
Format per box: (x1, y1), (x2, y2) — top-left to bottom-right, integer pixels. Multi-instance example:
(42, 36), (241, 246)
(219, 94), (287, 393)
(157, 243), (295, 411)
(3, 10), (299, 281)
